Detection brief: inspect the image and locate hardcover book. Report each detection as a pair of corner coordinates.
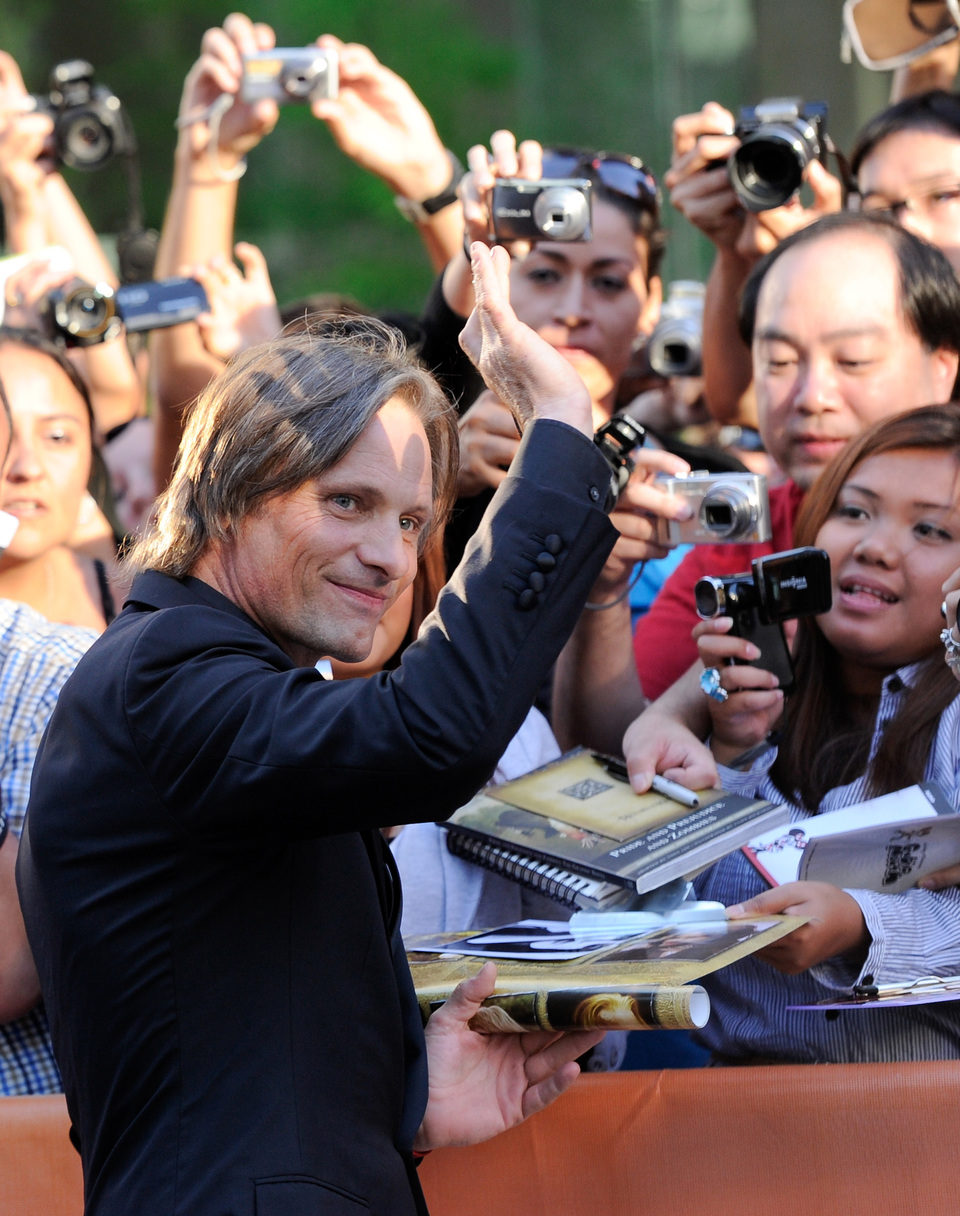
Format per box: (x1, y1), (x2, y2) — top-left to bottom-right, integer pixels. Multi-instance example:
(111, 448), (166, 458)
(407, 914), (805, 1032)
(440, 749), (786, 909)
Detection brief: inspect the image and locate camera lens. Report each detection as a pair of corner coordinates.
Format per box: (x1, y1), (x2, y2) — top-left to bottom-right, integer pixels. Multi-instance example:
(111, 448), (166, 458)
(729, 120), (818, 212)
(694, 577), (725, 619)
(280, 57), (326, 100)
(647, 322), (702, 377)
(57, 109), (112, 170)
(699, 486), (760, 540)
(533, 186), (591, 240)
(53, 283), (115, 343)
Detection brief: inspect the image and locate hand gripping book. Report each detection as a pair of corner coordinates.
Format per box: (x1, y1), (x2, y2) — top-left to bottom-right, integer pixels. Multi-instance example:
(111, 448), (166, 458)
(440, 749), (786, 910)
(407, 914), (805, 1032)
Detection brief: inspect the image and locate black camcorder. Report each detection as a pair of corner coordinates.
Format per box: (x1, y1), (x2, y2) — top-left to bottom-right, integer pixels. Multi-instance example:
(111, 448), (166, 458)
(728, 98), (828, 212)
(694, 546), (831, 692)
(30, 60), (135, 171)
(240, 48), (339, 104)
(47, 277), (209, 347)
(490, 178), (593, 242)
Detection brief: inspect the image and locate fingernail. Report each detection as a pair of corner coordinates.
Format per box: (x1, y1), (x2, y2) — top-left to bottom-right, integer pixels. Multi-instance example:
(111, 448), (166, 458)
(726, 903), (744, 918)
(630, 771), (651, 794)
(744, 643), (760, 659)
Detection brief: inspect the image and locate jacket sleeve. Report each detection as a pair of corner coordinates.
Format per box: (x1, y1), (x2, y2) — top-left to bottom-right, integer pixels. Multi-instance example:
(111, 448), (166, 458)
(125, 419), (618, 839)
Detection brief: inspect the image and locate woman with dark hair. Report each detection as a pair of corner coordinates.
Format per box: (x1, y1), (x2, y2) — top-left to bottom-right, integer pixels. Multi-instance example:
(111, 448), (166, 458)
(689, 403), (960, 1062)
(0, 329), (126, 630)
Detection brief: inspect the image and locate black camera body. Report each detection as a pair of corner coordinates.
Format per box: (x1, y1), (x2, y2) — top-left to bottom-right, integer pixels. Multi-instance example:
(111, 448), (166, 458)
(593, 413), (645, 511)
(729, 97), (828, 213)
(646, 281), (705, 378)
(240, 48), (339, 104)
(490, 178), (593, 242)
(31, 60), (135, 171)
(49, 277), (209, 347)
(694, 546), (832, 692)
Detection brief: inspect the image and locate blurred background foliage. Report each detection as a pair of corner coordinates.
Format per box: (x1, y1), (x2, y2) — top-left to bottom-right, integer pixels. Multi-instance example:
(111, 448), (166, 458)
(4, 0), (893, 313)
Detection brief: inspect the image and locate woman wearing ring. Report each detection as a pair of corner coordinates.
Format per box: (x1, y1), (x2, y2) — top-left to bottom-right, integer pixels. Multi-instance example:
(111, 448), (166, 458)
(684, 404), (960, 1063)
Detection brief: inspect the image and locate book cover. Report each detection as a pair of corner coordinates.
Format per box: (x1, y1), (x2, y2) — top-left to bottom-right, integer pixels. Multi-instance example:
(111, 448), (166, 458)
(441, 749), (786, 905)
(742, 782), (955, 890)
(407, 914), (805, 1032)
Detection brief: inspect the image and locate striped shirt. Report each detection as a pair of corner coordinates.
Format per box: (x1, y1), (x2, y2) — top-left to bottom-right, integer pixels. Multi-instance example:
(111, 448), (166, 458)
(695, 661), (960, 1063)
(0, 600), (95, 1094)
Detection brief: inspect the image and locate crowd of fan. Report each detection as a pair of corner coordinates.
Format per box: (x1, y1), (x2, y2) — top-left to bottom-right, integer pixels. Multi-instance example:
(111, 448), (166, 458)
(5, 7), (960, 1104)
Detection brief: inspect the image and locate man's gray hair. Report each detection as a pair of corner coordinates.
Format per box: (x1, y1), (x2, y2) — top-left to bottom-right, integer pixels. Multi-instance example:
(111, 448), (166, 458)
(127, 321), (458, 578)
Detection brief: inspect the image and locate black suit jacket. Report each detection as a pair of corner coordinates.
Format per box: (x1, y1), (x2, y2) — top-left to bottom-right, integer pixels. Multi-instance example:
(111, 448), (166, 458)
(18, 420), (616, 1216)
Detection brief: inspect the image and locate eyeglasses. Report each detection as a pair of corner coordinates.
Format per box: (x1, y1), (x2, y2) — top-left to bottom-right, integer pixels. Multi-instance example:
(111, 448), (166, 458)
(541, 148), (661, 219)
(858, 180), (960, 223)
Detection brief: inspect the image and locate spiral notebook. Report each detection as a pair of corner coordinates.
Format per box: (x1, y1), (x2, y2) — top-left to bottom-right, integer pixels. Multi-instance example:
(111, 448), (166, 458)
(441, 749), (784, 910)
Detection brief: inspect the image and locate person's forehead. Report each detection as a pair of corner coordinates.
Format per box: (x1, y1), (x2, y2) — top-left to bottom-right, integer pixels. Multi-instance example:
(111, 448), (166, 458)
(757, 231), (904, 336)
(860, 124), (960, 190)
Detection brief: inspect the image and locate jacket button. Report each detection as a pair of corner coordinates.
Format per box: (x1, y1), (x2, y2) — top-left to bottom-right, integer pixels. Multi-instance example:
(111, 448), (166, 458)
(529, 571), (546, 593)
(518, 588), (538, 610)
(536, 552), (557, 571)
(544, 534), (562, 554)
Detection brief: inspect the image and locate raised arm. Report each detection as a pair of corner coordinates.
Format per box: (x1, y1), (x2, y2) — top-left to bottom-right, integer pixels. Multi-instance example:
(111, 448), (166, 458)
(311, 36), (464, 273)
(150, 13), (279, 487)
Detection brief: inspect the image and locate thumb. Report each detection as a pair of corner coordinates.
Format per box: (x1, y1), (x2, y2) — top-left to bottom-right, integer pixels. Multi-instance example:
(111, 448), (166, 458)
(805, 159), (843, 213)
(433, 961), (498, 1026)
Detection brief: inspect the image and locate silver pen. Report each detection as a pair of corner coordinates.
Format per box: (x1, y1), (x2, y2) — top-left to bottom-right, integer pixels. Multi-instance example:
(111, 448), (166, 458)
(650, 774), (700, 808)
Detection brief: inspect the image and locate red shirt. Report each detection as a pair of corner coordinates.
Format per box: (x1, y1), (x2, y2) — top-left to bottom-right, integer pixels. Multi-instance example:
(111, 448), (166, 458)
(632, 480), (806, 700)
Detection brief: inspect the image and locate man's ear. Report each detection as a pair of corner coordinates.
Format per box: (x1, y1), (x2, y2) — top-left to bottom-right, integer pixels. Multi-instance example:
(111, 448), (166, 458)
(637, 275), (663, 338)
(934, 347), (960, 402)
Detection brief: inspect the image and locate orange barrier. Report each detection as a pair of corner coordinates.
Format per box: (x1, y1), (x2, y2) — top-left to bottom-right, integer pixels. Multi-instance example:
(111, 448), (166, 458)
(420, 1062), (960, 1216)
(0, 1094), (80, 1216)
(4, 1064), (960, 1216)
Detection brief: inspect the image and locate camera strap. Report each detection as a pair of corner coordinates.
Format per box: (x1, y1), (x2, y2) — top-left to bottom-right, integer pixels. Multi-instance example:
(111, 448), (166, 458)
(174, 93), (247, 183)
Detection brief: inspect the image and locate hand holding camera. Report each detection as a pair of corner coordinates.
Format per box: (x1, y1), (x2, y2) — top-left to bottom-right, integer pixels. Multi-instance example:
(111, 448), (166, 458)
(177, 14), (280, 169)
(306, 36), (453, 204)
(665, 100), (842, 261)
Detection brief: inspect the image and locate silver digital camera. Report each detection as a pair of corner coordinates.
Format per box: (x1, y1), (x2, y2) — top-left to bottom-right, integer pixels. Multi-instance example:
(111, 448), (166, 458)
(240, 47), (339, 105)
(646, 281), (705, 378)
(652, 470), (771, 547)
(490, 178), (592, 242)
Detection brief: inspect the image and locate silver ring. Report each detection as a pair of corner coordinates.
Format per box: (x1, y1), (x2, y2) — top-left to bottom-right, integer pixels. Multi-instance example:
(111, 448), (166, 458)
(699, 666), (729, 703)
(941, 627), (960, 671)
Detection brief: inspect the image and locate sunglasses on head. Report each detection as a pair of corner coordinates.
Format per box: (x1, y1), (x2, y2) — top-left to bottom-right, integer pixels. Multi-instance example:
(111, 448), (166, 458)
(540, 148), (661, 217)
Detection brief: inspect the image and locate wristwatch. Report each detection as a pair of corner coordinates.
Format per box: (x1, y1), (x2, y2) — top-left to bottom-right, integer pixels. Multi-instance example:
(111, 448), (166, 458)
(394, 149), (465, 223)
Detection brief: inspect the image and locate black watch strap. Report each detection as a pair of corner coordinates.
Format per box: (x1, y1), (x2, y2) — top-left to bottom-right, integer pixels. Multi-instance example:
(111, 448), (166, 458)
(394, 149), (465, 222)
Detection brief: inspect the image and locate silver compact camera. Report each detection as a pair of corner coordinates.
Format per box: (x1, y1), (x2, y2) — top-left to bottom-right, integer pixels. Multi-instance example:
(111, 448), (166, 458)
(652, 470), (771, 547)
(490, 178), (592, 242)
(646, 281), (705, 378)
(240, 47), (339, 105)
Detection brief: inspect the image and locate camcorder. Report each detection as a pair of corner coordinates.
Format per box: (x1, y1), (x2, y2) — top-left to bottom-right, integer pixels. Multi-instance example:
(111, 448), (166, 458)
(694, 546), (832, 692)
(47, 277), (209, 347)
(490, 178), (593, 242)
(593, 413), (646, 511)
(30, 59), (135, 172)
(728, 97), (828, 212)
(240, 47), (339, 105)
(652, 471), (771, 547)
(646, 281), (705, 378)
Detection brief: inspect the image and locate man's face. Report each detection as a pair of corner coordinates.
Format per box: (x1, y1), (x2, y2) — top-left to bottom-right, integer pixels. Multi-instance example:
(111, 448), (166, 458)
(858, 127), (960, 274)
(751, 229), (958, 489)
(203, 397), (434, 668)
